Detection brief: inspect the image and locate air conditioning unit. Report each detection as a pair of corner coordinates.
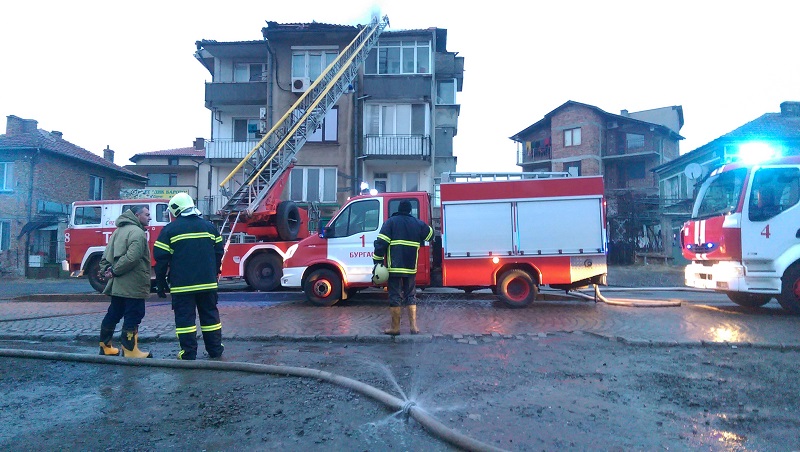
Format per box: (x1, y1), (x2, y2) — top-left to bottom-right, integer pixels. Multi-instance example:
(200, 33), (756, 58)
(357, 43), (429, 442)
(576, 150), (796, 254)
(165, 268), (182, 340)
(291, 77), (311, 93)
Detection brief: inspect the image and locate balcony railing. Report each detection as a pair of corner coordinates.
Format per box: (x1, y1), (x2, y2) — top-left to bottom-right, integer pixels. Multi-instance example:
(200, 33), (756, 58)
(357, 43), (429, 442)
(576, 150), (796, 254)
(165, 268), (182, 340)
(206, 139), (262, 160)
(363, 135), (430, 158)
(517, 145), (552, 165)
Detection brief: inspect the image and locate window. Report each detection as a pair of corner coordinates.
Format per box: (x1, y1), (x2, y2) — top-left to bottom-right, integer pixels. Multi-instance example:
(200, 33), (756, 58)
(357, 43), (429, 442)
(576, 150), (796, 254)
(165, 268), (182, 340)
(364, 40), (431, 75)
(234, 119), (262, 142)
(74, 206), (101, 225)
(293, 107), (338, 143)
(626, 133), (645, 150)
(0, 162), (13, 191)
(0, 220), (10, 251)
(695, 168), (747, 219)
(388, 198), (422, 219)
(749, 167), (800, 222)
(234, 63), (266, 82)
(147, 173), (178, 186)
(364, 104), (428, 136)
(564, 161), (581, 177)
(564, 128), (581, 147)
(328, 199), (380, 238)
(168, 157), (179, 166)
(372, 172), (419, 192)
(289, 167), (337, 202)
(436, 79), (456, 104)
(292, 49), (338, 81)
(89, 176), (103, 200)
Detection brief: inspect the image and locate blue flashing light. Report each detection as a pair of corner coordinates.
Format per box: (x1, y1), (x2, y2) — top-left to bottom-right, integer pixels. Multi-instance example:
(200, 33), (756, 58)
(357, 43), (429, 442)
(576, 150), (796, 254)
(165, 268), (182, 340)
(733, 142), (781, 165)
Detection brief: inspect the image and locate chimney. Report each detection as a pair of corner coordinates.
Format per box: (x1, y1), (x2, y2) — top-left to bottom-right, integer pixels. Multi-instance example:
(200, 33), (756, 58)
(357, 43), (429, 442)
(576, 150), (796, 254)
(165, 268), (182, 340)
(6, 115), (38, 137)
(620, 109), (629, 117)
(780, 101), (800, 117)
(193, 137), (205, 150)
(103, 145), (115, 163)
(51, 131), (63, 140)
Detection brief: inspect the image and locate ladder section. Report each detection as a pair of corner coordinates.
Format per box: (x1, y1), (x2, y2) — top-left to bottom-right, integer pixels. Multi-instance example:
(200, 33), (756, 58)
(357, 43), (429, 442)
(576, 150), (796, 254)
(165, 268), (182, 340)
(219, 15), (390, 217)
(440, 172), (571, 183)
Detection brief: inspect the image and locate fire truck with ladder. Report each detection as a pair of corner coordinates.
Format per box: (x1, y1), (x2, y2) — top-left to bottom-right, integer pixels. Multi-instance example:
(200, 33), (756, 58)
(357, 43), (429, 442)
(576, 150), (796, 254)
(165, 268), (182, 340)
(64, 16), (390, 292)
(281, 172), (609, 307)
(682, 154), (800, 313)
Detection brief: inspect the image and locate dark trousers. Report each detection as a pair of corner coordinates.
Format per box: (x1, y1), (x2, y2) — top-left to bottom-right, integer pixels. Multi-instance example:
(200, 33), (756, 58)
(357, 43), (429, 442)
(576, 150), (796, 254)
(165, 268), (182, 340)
(172, 291), (223, 360)
(101, 296), (145, 333)
(387, 275), (417, 307)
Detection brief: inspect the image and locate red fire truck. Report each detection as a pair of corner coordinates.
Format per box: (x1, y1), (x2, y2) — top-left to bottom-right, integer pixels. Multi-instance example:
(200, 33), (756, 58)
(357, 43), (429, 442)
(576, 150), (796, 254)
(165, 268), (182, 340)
(281, 173), (609, 307)
(682, 155), (800, 313)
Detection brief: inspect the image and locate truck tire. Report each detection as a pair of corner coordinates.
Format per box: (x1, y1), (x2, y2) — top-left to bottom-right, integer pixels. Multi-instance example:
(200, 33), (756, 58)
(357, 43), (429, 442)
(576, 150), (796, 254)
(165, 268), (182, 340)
(86, 256), (108, 293)
(726, 292), (771, 308)
(304, 269), (342, 306)
(245, 253), (282, 292)
(497, 269), (538, 308)
(777, 264), (800, 314)
(276, 201), (301, 241)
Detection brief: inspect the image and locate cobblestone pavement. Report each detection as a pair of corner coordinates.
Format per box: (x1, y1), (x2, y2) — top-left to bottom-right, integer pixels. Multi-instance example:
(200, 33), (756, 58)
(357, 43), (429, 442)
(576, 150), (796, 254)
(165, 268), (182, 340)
(2, 288), (799, 348)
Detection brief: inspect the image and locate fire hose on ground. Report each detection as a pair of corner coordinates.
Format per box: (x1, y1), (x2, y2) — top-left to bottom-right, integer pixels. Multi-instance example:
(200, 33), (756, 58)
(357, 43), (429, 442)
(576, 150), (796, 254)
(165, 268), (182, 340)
(0, 348), (507, 452)
(562, 285), (683, 308)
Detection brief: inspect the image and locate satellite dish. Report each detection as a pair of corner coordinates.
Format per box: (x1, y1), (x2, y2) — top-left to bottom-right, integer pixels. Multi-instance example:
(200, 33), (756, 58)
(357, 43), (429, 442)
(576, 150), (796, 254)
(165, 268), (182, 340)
(684, 163), (703, 180)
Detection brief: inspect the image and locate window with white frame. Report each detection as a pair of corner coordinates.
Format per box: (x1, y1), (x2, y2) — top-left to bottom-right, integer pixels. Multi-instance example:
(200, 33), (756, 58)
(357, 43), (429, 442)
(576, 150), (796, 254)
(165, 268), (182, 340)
(0, 220), (10, 251)
(234, 63), (267, 82)
(89, 175), (103, 200)
(293, 107), (338, 143)
(147, 173), (178, 187)
(364, 40), (431, 75)
(364, 104), (428, 136)
(564, 128), (581, 147)
(289, 167), (337, 202)
(436, 79), (456, 104)
(292, 49), (338, 81)
(0, 162), (13, 191)
(234, 119), (262, 142)
(374, 171), (418, 192)
(626, 133), (645, 150)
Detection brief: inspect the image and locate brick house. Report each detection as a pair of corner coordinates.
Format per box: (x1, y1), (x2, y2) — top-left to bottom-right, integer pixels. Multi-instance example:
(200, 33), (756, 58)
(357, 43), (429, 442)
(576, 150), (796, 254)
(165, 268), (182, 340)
(0, 115), (147, 277)
(510, 101), (684, 264)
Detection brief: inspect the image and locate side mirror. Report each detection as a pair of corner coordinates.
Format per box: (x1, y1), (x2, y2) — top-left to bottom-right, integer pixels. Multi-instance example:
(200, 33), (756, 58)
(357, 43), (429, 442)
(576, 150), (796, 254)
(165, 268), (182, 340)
(320, 225), (333, 238)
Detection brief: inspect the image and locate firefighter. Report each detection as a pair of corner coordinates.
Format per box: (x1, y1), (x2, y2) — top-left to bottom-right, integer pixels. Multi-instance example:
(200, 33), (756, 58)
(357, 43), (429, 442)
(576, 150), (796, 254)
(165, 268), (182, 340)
(373, 200), (434, 335)
(98, 205), (152, 358)
(154, 193), (225, 360)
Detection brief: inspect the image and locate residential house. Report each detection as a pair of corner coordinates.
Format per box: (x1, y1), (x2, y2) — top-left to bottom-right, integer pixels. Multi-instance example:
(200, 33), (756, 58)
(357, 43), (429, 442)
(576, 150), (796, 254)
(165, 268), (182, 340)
(510, 101), (684, 264)
(123, 139), (207, 217)
(653, 101), (800, 263)
(193, 21), (463, 227)
(0, 115), (147, 277)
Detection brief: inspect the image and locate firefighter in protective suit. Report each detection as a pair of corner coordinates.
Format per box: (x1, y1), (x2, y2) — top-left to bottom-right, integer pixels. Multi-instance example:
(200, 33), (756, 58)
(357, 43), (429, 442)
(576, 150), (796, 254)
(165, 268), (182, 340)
(154, 193), (225, 360)
(373, 200), (434, 335)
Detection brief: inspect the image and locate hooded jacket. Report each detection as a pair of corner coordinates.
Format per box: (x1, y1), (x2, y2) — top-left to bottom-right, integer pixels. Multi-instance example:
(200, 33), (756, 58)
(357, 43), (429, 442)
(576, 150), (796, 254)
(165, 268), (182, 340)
(100, 209), (151, 299)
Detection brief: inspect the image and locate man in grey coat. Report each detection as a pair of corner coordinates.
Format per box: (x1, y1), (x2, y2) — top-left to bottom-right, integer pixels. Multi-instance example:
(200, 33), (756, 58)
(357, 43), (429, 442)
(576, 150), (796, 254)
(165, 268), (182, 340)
(98, 205), (153, 358)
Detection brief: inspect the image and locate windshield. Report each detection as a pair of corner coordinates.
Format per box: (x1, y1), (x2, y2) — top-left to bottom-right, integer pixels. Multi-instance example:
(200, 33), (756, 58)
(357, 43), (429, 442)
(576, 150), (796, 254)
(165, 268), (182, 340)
(692, 168), (747, 219)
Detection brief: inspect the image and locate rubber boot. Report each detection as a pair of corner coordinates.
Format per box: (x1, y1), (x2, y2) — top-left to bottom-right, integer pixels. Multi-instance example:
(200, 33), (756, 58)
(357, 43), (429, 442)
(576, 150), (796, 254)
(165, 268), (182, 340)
(99, 327), (119, 356)
(407, 305), (420, 334)
(383, 307), (401, 335)
(120, 329), (153, 358)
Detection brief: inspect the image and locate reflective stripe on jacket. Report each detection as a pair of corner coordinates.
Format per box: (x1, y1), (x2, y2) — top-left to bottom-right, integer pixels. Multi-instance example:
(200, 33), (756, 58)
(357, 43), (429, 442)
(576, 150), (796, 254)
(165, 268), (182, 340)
(373, 212), (434, 275)
(154, 215), (224, 293)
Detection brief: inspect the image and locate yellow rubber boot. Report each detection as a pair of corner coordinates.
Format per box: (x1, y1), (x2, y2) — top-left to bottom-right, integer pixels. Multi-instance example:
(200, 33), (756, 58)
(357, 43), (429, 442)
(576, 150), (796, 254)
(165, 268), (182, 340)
(121, 330), (153, 358)
(407, 305), (420, 334)
(384, 307), (401, 335)
(99, 341), (119, 356)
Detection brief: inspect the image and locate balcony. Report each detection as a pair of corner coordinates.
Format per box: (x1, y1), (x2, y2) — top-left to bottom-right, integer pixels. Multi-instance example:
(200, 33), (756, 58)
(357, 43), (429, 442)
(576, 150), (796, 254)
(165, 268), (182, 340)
(363, 135), (430, 159)
(206, 139), (261, 160)
(204, 81), (267, 108)
(517, 145), (552, 165)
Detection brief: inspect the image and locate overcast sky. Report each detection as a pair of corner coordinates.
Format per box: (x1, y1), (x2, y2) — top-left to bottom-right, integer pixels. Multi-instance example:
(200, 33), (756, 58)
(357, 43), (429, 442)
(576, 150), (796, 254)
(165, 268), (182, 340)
(2, 0), (798, 172)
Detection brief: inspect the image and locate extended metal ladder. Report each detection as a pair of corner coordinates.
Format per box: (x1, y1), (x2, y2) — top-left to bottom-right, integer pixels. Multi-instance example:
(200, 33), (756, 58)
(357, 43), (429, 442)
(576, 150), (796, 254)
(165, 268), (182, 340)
(440, 172), (571, 183)
(218, 15), (390, 217)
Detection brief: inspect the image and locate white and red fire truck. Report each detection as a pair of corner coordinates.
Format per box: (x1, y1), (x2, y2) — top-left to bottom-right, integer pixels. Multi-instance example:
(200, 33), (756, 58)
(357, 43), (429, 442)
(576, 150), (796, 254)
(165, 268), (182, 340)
(281, 173), (608, 307)
(682, 155), (800, 313)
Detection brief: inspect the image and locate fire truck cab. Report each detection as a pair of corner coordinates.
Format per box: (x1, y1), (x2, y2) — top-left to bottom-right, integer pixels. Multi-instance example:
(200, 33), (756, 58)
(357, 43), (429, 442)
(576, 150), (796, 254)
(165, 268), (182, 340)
(64, 199), (170, 292)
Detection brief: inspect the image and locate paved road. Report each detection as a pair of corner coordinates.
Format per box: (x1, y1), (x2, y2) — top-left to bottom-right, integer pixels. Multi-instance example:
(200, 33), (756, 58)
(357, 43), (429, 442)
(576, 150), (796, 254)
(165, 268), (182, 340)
(2, 284), (798, 348)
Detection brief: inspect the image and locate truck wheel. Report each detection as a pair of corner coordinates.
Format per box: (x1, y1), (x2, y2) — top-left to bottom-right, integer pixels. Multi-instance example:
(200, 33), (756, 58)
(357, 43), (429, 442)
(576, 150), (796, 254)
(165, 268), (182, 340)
(726, 292), (771, 308)
(245, 253), (282, 291)
(276, 201), (301, 241)
(86, 256), (108, 293)
(304, 269), (342, 307)
(497, 269), (538, 308)
(777, 264), (800, 314)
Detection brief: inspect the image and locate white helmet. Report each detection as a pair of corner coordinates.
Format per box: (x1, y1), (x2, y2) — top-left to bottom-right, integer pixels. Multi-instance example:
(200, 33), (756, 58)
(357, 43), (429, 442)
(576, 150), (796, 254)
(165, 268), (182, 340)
(372, 263), (389, 285)
(168, 192), (196, 217)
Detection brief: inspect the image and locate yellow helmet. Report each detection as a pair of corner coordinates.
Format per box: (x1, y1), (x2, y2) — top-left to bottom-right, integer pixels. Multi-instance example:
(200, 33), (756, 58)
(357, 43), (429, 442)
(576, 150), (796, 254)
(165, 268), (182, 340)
(372, 263), (389, 285)
(168, 192), (195, 217)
